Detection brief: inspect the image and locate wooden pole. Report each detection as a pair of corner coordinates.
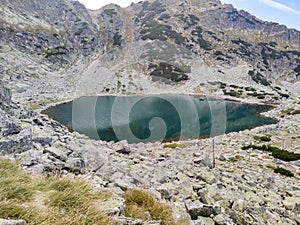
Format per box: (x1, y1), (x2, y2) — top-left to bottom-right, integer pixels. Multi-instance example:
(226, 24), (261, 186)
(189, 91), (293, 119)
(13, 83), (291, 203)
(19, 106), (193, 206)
(212, 138), (215, 168)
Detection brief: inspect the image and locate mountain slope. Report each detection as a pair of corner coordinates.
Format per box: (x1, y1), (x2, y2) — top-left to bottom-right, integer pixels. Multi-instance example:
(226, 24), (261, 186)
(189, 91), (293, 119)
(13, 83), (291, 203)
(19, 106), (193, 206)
(0, 0), (300, 108)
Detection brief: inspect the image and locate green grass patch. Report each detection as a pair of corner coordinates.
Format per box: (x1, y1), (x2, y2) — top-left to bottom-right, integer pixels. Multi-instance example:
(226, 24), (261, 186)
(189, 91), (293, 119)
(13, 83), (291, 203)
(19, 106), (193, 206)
(163, 143), (191, 149)
(229, 155), (244, 163)
(123, 189), (177, 225)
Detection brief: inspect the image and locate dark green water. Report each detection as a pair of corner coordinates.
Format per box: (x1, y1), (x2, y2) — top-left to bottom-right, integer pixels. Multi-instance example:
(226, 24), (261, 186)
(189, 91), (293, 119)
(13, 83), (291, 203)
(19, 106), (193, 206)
(43, 95), (277, 143)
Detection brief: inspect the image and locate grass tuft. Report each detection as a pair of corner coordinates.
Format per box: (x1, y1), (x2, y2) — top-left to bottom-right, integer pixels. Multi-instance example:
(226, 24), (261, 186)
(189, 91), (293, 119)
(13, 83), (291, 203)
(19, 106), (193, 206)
(0, 158), (112, 225)
(123, 189), (177, 225)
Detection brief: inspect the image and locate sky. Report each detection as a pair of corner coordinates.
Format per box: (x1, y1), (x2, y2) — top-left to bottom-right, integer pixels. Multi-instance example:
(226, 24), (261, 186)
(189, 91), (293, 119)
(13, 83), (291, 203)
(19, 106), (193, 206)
(77, 0), (300, 31)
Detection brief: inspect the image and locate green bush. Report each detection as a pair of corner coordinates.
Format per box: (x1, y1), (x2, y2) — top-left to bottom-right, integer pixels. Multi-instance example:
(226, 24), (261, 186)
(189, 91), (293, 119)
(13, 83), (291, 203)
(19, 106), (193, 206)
(274, 167), (294, 177)
(241, 145), (300, 161)
(103, 9), (117, 17)
(254, 135), (271, 142)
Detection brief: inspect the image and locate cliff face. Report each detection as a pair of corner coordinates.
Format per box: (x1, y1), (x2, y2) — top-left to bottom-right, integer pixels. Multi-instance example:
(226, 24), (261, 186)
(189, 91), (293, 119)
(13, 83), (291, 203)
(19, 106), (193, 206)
(0, 0), (300, 102)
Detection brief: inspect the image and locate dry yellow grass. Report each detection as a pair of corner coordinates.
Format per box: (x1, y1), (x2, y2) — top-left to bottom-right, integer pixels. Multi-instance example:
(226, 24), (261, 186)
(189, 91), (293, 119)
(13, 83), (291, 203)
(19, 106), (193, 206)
(0, 158), (112, 225)
(123, 189), (178, 225)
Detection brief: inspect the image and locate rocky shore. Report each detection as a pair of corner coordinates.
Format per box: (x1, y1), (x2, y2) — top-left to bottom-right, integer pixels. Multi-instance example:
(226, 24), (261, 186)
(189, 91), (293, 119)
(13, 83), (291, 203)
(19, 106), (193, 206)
(1, 92), (299, 224)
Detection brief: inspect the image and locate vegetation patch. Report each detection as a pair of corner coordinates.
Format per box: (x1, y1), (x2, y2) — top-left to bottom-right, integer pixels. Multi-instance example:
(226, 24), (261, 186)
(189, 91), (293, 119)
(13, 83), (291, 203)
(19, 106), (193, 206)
(223, 90), (242, 97)
(230, 155), (244, 163)
(163, 143), (190, 149)
(158, 13), (171, 21)
(274, 167), (294, 177)
(103, 8), (117, 17)
(113, 32), (123, 47)
(45, 46), (68, 58)
(248, 70), (271, 86)
(148, 62), (189, 83)
(278, 92), (290, 98)
(178, 14), (199, 29)
(123, 189), (177, 225)
(253, 135), (271, 142)
(231, 38), (251, 47)
(190, 26), (211, 50)
(241, 145), (300, 162)
(141, 20), (186, 46)
(0, 158), (112, 225)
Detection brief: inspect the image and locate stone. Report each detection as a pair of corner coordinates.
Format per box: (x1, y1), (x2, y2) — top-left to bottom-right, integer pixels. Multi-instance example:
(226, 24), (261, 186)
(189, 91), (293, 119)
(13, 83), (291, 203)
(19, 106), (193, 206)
(142, 221), (161, 225)
(232, 199), (246, 212)
(185, 200), (221, 219)
(292, 203), (300, 214)
(114, 140), (131, 155)
(2, 123), (22, 136)
(172, 202), (191, 225)
(213, 214), (231, 225)
(0, 136), (32, 154)
(33, 118), (44, 126)
(43, 147), (67, 161)
(191, 220), (205, 225)
(193, 155), (213, 168)
(282, 197), (300, 210)
(196, 170), (216, 185)
(33, 137), (53, 147)
(198, 190), (214, 205)
(194, 217), (214, 225)
(293, 160), (300, 167)
(97, 197), (125, 216)
(155, 186), (172, 200)
(64, 157), (85, 174)
(219, 154), (235, 161)
(114, 216), (143, 225)
(114, 178), (135, 191)
(0, 219), (26, 225)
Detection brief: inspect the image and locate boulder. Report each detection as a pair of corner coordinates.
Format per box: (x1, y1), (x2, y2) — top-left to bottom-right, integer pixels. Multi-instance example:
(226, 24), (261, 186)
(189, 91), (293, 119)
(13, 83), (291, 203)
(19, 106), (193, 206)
(213, 214), (231, 225)
(114, 216), (143, 225)
(193, 216), (214, 225)
(64, 157), (85, 174)
(196, 170), (216, 185)
(155, 186), (172, 200)
(97, 197), (125, 216)
(114, 140), (131, 155)
(43, 147), (67, 161)
(193, 155), (213, 168)
(0, 219), (26, 225)
(185, 200), (221, 220)
(0, 136), (32, 154)
(33, 137), (53, 147)
(282, 197), (300, 210)
(2, 123), (22, 136)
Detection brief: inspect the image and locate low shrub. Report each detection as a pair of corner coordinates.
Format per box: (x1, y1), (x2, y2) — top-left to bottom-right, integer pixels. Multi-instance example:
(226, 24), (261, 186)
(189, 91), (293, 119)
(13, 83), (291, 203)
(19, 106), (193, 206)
(274, 167), (294, 177)
(254, 135), (271, 142)
(241, 145), (300, 161)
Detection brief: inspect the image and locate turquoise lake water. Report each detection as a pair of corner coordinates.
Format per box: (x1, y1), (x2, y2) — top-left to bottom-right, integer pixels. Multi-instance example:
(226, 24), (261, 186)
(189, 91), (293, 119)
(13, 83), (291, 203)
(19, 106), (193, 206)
(43, 95), (277, 143)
